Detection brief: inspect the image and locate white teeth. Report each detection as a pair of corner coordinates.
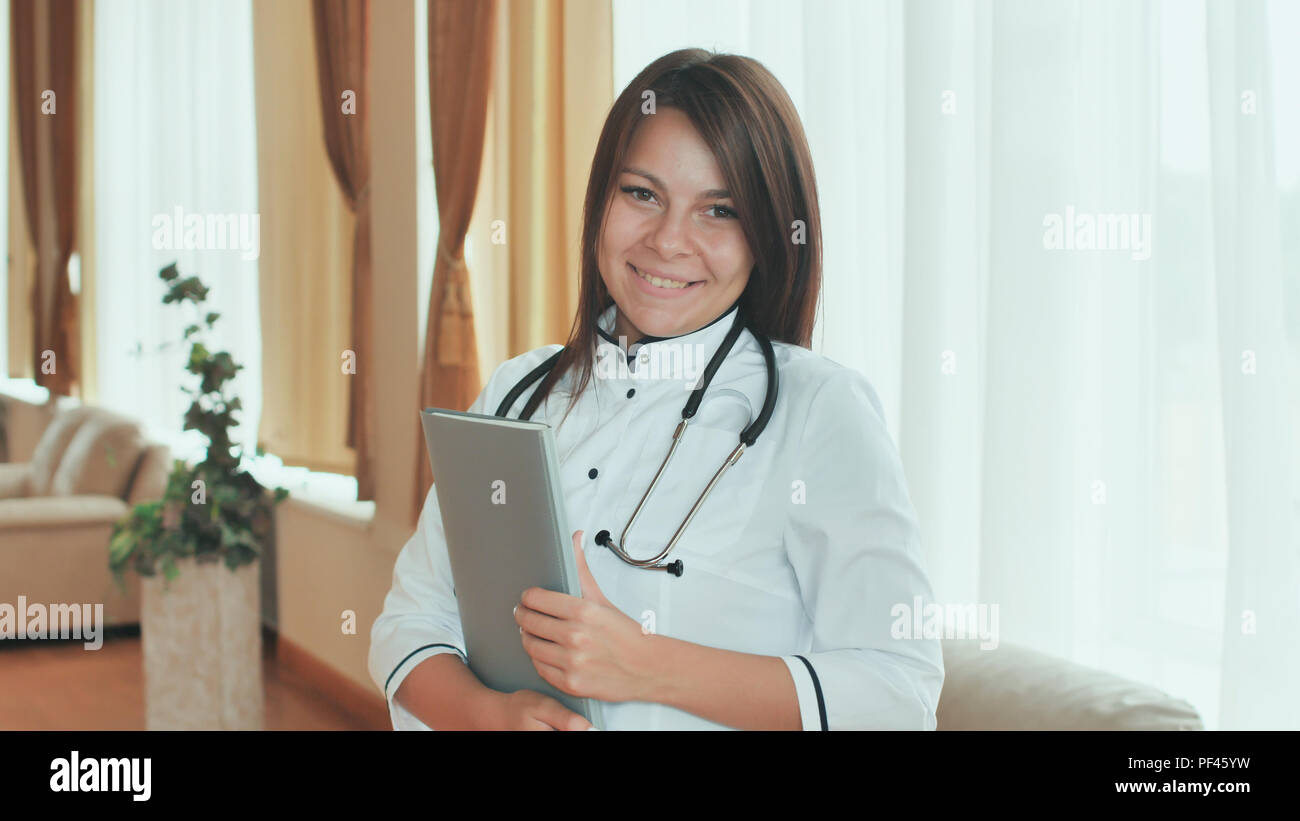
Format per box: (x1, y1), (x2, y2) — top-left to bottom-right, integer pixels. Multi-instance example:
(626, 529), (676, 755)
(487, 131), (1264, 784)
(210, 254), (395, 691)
(632, 265), (693, 289)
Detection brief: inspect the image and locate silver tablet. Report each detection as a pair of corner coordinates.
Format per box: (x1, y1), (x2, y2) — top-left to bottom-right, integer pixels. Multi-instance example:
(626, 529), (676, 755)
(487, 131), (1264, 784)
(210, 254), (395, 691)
(420, 407), (606, 729)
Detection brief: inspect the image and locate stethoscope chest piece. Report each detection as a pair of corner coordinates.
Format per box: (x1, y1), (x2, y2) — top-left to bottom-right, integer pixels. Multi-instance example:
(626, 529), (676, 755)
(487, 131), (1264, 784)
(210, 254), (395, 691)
(594, 530), (684, 576)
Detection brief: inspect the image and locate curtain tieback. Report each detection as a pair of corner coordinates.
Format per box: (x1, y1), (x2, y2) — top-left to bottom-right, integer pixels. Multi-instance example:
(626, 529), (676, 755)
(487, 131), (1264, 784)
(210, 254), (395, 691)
(438, 241), (467, 272)
(436, 241), (472, 367)
(352, 181), (372, 213)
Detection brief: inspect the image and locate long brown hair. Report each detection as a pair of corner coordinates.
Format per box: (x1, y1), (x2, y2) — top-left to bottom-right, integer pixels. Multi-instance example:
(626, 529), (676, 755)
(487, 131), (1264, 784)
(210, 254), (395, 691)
(520, 48), (822, 423)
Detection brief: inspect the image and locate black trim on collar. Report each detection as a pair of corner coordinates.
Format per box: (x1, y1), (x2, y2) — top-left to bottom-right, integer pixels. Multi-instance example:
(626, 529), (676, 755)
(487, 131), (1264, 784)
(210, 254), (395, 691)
(595, 296), (743, 348)
(384, 643), (466, 698)
(794, 654), (829, 731)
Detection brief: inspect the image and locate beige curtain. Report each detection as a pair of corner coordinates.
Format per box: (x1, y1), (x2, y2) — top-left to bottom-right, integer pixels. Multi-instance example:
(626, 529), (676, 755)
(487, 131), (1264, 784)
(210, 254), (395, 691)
(312, 0), (375, 500)
(410, 0), (612, 523)
(7, 86), (33, 379)
(75, 0), (96, 403)
(253, 0), (355, 476)
(467, 0), (613, 377)
(11, 0), (80, 398)
(413, 0), (496, 520)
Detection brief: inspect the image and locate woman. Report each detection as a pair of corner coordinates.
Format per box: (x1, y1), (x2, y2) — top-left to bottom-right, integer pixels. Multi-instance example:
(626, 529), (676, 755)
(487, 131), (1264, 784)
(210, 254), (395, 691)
(369, 48), (944, 730)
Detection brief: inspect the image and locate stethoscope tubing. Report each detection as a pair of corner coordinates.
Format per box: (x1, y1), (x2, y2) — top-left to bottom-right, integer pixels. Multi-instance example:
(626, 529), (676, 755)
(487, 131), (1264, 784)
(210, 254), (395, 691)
(494, 303), (778, 577)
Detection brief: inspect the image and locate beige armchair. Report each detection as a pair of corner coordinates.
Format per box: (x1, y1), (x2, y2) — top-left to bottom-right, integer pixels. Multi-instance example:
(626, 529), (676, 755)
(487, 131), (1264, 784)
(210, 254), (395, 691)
(938, 638), (1206, 729)
(0, 397), (171, 627)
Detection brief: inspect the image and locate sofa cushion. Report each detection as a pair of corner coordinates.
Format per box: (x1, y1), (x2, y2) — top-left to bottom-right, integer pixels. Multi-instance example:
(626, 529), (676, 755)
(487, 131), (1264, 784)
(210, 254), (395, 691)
(126, 443), (172, 506)
(27, 406), (96, 495)
(937, 638), (1205, 730)
(49, 410), (145, 499)
(0, 494), (131, 528)
(0, 463), (30, 499)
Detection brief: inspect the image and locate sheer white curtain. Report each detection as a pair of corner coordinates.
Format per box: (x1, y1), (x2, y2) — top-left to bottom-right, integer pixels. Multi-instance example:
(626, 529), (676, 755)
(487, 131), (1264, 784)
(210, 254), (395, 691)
(93, 0), (261, 461)
(0, 0), (9, 379)
(415, 0), (438, 364)
(613, 0), (1300, 730)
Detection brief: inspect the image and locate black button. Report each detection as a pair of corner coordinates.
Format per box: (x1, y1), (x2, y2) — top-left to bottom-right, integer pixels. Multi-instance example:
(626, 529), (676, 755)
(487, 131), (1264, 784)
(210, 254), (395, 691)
(588, 468), (598, 479)
(626, 388), (636, 398)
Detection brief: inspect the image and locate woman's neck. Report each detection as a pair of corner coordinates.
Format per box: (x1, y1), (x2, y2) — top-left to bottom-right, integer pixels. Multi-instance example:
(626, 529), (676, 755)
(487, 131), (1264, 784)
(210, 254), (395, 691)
(612, 309), (645, 344)
(609, 299), (740, 345)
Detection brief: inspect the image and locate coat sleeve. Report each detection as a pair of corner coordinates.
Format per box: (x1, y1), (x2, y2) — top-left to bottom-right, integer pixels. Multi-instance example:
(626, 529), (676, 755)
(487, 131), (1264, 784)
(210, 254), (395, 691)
(367, 347), (559, 730)
(778, 367), (945, 730)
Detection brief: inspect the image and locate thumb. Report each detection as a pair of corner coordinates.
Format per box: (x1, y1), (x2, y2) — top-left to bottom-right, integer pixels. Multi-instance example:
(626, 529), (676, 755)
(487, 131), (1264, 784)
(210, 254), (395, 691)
(572, 530), (610, 605)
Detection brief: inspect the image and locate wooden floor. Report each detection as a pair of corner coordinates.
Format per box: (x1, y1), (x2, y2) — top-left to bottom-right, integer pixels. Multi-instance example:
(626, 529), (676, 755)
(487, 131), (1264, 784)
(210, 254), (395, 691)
(0, 630), (383, 731)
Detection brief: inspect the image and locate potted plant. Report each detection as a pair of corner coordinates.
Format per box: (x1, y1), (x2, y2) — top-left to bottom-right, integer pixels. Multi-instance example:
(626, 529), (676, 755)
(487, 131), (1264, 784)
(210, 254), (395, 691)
(109, 262), (288, 730)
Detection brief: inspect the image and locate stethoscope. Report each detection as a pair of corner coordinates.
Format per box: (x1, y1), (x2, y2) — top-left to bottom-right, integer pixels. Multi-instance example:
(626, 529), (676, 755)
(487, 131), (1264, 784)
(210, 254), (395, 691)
(493, 302), (778, 578)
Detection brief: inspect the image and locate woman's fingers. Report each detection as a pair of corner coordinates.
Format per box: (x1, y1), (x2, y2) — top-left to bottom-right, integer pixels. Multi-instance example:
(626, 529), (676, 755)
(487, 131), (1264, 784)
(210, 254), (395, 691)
(520, 627), (567, 668)
(540, 696), (592, 731)
(514, 602), (569, 644)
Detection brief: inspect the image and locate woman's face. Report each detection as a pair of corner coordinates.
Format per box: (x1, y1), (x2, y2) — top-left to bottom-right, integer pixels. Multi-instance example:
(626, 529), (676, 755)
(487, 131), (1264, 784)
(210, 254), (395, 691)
(597, 107), (754, 341)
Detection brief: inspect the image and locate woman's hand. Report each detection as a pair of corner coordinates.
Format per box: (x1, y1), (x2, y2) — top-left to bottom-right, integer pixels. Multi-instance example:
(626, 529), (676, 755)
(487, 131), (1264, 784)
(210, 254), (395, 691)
(515, 530), (661, 704)
(481, 689), (594, 731)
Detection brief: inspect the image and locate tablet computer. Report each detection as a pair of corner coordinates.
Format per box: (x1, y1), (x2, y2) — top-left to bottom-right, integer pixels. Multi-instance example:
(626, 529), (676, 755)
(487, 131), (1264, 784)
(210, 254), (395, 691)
(420, 407), (606, 730)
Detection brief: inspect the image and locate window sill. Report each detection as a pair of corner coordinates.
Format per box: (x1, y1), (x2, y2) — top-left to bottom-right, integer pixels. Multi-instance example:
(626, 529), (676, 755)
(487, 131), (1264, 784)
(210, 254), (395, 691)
(280, 494), (375, 531)
(243, 453), (375, 529)
(1, 378), (376, 528)
(0, 377), (78, 410)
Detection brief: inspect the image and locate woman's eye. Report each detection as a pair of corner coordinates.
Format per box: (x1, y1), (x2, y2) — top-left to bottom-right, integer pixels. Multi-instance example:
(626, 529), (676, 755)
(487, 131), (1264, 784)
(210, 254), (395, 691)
(620, 185), (736, 220)
(621, 185), (657, 204)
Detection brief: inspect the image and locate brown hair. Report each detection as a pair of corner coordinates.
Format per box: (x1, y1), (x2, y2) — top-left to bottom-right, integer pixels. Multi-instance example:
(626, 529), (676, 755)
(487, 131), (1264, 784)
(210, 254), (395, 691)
(519, 48), (822, 423)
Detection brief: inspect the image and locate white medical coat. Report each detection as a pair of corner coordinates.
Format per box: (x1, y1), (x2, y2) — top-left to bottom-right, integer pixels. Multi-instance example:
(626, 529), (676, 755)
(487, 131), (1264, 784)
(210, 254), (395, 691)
(369, 302), (945, 730)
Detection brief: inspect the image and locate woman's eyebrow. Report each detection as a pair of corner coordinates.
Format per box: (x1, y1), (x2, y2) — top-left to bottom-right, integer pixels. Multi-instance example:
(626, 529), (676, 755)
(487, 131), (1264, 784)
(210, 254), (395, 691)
(621, 166), (731, 199)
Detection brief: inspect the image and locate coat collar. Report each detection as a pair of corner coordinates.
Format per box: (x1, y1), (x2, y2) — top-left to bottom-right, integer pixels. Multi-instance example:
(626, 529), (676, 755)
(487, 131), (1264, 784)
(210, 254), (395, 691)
(595, 297), (742, 366)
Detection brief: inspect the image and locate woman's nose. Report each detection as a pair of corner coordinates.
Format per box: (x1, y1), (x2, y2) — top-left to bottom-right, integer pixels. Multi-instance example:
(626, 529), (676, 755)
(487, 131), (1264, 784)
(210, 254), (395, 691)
(647, 210), (692, 257)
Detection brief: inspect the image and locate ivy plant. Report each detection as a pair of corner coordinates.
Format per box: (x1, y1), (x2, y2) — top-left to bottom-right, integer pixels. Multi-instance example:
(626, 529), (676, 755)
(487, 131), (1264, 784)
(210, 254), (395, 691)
(110, 262), (288, 586)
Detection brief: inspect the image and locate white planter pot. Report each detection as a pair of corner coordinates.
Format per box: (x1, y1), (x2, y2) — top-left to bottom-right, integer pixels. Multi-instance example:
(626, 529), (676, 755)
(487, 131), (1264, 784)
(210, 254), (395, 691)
(140, 557), (263, 730)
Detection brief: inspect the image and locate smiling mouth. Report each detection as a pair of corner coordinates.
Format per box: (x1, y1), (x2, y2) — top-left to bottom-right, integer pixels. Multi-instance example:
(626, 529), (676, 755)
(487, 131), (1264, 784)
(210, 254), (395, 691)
(629, 263), (702, 290)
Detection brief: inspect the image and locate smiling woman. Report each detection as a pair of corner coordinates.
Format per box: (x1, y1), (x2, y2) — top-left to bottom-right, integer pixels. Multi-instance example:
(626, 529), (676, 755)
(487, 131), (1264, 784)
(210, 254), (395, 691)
(523, 48), (822, 426)
(599, 107), (754, 340)
(371, 48), (944, 731)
